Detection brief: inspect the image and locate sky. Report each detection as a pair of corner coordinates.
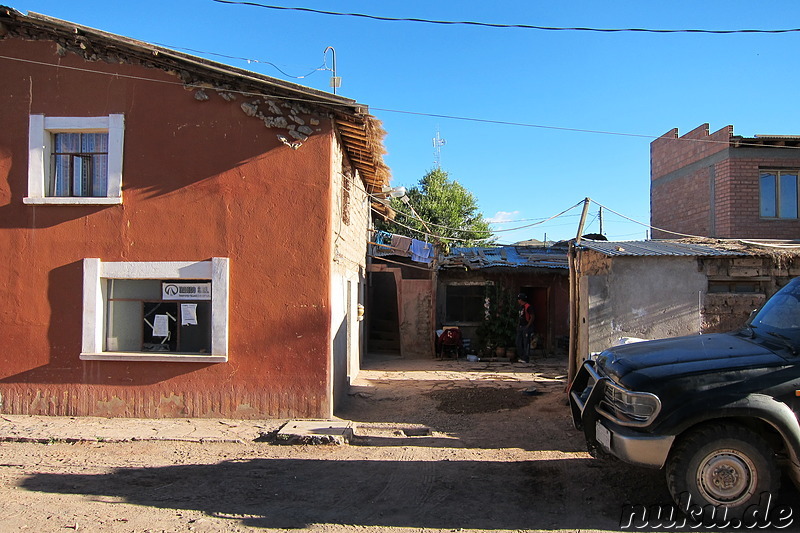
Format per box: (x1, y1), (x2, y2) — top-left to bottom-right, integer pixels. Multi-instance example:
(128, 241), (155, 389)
(9, 0), (800, 243)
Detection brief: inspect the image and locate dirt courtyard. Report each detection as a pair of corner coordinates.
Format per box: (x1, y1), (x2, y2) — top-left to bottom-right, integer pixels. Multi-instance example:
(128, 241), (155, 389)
(1, 354), (795, 532)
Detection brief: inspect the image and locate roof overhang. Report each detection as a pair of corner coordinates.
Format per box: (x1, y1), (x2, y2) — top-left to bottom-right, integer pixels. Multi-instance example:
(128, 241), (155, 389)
(0, 6), (391, 197)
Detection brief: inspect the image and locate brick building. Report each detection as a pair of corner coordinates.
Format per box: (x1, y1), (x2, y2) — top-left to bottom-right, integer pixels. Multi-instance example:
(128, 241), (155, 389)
(651, 123), (800, 239)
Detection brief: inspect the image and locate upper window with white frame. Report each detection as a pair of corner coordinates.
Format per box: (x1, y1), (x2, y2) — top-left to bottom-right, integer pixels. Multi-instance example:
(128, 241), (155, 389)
(760, 170), (798, 219)
(25, 114), (124, 205)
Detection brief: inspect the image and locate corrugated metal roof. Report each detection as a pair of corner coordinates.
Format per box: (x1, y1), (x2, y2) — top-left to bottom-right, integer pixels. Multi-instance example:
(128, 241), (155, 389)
(577, 240), (745, 257)
(440, 245), (568, 270)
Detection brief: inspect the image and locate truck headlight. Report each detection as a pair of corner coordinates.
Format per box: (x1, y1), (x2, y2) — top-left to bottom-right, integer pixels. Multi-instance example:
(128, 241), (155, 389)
(598, 380), (661, 427)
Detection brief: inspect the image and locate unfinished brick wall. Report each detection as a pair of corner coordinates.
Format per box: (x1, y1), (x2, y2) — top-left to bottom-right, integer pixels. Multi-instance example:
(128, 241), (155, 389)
(651, 124), (800, 239)
(651, 124), (732, 180)
(723, 157), (800, 239)
(651, 124), (732, 239)
(650, 164), (713, 238)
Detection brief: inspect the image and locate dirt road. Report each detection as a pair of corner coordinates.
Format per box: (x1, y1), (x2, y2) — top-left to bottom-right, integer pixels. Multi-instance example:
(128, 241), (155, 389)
(0, 355), (794, 532)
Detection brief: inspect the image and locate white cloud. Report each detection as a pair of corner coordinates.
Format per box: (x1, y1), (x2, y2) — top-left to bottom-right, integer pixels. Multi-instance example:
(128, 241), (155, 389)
(487, 211), (520, 224)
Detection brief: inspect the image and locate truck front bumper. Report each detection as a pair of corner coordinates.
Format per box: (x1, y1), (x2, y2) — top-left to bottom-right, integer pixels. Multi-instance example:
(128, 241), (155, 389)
(568, 361), (674, 469)
(593, 418), (674, 468)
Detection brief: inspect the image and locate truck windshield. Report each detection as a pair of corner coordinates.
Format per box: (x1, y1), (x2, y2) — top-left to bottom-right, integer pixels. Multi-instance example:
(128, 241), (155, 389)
(749, 278), (800, 346)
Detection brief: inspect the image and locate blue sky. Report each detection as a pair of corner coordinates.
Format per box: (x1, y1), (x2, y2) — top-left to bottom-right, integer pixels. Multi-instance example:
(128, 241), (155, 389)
(10, 1), (800, 243)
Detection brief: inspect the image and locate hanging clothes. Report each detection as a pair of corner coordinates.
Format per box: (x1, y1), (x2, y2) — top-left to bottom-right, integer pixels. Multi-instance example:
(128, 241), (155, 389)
(410, 239), (433, 265)
(390, 234), (413, 257)
(374, 230), (392, 246)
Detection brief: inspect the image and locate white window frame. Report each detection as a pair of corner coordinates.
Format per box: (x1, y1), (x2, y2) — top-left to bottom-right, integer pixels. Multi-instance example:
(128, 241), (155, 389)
(25, 114), (125, 205)
(81, 258), (230, 362)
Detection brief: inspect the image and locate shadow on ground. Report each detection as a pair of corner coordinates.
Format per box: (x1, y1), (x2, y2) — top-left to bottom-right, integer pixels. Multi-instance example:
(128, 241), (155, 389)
(20, 456), (670, 530)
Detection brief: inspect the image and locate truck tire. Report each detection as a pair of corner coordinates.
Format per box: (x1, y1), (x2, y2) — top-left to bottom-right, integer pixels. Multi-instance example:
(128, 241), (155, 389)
(666, 423), (780, 520)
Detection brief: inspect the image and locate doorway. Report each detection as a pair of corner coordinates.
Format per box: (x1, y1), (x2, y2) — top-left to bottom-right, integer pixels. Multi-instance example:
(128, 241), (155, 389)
(367, 272), (401, 355)
(522, 286), (550, 351)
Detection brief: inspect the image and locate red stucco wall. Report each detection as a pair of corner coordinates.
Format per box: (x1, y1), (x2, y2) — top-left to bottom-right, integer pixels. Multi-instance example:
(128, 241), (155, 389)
(0, 38), (337, 417)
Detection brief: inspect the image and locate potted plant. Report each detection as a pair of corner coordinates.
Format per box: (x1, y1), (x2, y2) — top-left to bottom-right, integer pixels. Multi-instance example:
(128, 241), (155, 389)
(476, 283), (517, 356)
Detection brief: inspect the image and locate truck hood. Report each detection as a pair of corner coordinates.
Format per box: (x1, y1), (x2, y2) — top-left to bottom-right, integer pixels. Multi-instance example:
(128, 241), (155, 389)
(594, 333), (789, 389)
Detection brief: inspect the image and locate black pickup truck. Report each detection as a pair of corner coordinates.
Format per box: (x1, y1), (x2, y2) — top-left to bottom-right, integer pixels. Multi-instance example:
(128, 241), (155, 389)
(569, 276), (800, 518)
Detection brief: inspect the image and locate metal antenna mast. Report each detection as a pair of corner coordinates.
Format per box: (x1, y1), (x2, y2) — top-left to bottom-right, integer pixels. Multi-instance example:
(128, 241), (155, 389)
(324, 47), (341, 94)
(433, 127), (446, 169)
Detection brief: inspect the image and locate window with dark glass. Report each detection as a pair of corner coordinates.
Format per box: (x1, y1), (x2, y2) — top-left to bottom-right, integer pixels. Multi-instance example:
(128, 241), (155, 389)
(105, 279), (212, 354)
(445, 284), (486, 323)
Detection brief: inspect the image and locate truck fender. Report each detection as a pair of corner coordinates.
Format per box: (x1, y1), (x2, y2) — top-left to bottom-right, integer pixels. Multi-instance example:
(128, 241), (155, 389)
(658, 393), (800, 463)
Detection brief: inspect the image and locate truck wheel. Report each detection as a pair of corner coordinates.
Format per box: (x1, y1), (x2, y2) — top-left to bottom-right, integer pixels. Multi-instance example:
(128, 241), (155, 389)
(666, 423), (779, 519)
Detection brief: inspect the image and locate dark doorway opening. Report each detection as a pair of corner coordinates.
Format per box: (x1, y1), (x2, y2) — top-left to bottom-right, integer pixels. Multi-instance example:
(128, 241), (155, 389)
(367, 272), (401, 355)
(522, 286), (549, 352)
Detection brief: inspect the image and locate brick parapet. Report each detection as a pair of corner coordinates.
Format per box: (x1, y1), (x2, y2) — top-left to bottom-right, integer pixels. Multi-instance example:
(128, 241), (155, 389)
(651, 124), (733, 181)
(652, 124), (800, 239)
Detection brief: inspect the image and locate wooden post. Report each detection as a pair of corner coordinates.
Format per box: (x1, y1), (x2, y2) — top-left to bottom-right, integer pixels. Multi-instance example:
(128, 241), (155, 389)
(575, 197), (591, 244)
(568, 198), (590, 387)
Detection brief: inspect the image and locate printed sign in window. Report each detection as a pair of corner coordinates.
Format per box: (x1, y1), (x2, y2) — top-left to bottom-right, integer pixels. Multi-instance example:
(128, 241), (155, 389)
(162, 282), (211, 301)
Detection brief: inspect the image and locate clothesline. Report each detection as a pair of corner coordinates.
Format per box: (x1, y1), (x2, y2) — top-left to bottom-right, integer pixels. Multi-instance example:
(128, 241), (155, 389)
(372, 230), (434, 265)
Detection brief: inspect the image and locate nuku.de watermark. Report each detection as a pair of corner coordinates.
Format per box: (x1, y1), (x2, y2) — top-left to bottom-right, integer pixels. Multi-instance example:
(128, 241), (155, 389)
(620, 492), (794, 529)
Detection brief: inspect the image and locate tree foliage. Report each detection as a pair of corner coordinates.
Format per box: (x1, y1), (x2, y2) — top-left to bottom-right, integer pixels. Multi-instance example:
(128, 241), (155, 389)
(377, 168), (494, 249)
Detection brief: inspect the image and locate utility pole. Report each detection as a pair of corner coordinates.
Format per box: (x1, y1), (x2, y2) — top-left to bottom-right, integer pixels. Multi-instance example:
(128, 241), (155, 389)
(575, 197), (591, 244)
(599, 207), (604, 237)
(568, 197), (591, 388)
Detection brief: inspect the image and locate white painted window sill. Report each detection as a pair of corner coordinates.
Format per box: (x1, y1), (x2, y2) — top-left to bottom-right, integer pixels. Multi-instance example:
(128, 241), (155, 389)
(80, 352), (228, 363)
(24, 197), (122, 205)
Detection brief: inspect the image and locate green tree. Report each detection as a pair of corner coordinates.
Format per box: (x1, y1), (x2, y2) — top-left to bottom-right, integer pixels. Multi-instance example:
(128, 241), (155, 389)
(377, 168), (494, 248)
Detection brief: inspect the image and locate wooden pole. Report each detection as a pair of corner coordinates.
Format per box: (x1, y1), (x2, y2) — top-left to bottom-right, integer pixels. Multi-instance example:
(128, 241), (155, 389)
(575, 197), (591, 244)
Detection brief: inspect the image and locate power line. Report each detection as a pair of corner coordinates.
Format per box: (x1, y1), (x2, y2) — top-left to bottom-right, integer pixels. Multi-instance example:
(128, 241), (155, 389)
(211, 1), (800, 35)
(589, 200), (707, 239)
(370, 107), (800, 150)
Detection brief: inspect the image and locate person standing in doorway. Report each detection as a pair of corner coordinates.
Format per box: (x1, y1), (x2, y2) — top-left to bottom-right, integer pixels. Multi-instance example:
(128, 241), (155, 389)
(516, 293), (534, 363)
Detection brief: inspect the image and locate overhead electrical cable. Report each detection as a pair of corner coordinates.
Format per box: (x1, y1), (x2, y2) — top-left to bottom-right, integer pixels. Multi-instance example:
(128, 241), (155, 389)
(589, 200), (709, 239)
(211, 1), (800, 34)
(362, 185), (584, 236)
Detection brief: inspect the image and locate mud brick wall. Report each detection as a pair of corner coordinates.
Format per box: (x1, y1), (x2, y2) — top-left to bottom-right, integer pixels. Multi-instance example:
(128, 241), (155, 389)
(702, 293), (766, 333)
(701, 256), (798, 332)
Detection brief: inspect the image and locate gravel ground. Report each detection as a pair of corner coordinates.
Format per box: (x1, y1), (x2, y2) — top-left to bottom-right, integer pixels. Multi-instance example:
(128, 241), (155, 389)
(0, 354), (796, 532)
